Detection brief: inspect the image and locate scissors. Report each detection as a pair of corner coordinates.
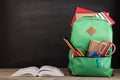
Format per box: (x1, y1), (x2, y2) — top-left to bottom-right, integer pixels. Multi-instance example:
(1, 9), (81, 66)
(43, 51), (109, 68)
(98, 40), (116, 56)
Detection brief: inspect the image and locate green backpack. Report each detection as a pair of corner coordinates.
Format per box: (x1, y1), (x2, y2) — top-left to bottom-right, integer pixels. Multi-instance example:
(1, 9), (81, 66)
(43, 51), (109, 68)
(68, 16), (113, 77)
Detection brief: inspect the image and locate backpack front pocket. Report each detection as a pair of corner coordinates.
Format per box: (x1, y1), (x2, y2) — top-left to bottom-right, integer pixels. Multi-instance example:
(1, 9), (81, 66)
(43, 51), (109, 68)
(68, 56), (113, 77)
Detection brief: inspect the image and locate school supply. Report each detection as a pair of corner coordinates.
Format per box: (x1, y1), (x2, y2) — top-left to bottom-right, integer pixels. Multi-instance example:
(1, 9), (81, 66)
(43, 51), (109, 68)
(68, 7), (115, 77)
(63, 38), (84, 56)
(76, 12), (97, 22)
(63, 38), (81, 56)
(71, 7), (94, 26)
(89, 51), (102, 67)
(89, 51), (100, 58)
(11, 65), (64, 77)
(95, 12), (115, 25)
(98, 40), (116, 57)
(69, 16), (113, 56)
(87, 40), (105, 56)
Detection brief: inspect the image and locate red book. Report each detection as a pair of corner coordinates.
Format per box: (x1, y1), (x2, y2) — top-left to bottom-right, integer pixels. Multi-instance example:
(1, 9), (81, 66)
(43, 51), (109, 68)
(71, 7), (94, 26)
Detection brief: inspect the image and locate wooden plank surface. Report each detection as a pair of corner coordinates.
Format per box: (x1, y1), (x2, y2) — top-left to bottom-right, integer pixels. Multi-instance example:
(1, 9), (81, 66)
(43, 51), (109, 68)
(0, 68), (120, 80)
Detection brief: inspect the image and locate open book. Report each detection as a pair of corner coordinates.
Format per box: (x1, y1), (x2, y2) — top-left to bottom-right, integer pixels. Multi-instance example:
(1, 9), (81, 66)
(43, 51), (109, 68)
(10, 65), (64, 77)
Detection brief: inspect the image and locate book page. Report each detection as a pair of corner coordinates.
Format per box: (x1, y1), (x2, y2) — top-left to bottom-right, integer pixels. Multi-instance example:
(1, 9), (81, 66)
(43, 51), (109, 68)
(38, 65), (61, 73)
(11, 66), (39, 77)
(37, 70), (64, 76)
(37, 65), (64, 76)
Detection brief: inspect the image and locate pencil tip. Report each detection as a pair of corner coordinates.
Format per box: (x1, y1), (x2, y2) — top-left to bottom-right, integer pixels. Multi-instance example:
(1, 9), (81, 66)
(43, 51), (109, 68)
(63, 38), (65, 41)
(63, 37), (69, 39)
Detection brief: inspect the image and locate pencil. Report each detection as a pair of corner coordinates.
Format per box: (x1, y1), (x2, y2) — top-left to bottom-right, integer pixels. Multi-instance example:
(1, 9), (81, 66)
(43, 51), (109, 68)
(63, 38), (85, 56)
(63, 38), (81, 56)
(77, 49), (85, 56)
(63, 38), (76, 52)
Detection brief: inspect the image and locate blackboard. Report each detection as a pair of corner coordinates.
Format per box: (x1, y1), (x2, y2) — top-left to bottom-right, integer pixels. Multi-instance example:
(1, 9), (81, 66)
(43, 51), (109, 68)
(0, 0), (119, 68)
